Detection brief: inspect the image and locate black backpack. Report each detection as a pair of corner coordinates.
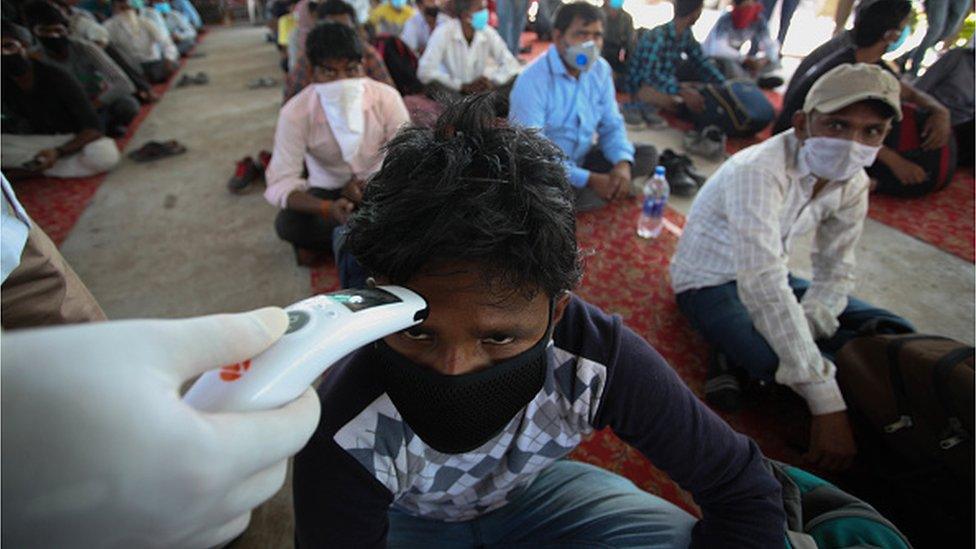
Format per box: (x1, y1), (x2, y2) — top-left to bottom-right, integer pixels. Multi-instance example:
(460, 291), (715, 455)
(373, 35), (423, 96)
(690, 80), (775, 137)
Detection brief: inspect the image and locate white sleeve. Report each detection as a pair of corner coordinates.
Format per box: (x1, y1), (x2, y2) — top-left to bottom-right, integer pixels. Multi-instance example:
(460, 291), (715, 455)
(725, 165), (846, 415)
(484, 27), (520, 84)
(417, 27), (461, 90)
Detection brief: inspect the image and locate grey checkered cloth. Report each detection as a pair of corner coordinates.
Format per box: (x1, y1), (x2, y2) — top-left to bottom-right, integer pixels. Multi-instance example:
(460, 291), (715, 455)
(333, 345), (609, 521)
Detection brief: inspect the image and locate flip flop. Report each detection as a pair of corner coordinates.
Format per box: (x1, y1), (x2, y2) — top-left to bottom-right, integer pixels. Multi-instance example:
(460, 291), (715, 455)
(247, 76), (278, 89)
(192, 72), (209, 85)
(127, 140), (187, 162)
(176, 74), (194, 87)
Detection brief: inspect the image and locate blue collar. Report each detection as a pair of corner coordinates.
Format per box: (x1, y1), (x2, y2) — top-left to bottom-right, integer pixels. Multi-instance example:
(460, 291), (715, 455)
(545, 44), (572, 78)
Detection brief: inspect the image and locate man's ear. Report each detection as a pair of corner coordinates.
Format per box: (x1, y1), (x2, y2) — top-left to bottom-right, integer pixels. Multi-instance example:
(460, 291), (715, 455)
(552, 291), (572, 326)
(793, 110), (808, 141)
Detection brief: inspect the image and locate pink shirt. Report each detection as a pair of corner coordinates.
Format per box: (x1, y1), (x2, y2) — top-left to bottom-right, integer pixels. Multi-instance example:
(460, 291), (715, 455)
(264, 79), (410, 209)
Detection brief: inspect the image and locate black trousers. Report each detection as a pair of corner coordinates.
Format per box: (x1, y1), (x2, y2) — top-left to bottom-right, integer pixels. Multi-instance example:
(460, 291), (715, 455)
(141, 60), (175, 84)
(574, 144), (658, 212)
(274, 187), (343, 251)
(98, 95), (140, 131)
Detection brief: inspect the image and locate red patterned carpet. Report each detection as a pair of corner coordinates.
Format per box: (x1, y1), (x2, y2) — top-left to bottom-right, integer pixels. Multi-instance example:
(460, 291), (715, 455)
(867, 168), (976, 263)
(10, 36), (205, 245)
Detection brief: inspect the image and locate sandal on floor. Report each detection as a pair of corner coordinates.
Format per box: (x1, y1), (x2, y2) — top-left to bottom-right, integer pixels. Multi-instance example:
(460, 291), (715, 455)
(127, 140), (188, 162)
(176, 74), (194, 87)
(192, 72), (209, 85)
(247, 76), (278, 89)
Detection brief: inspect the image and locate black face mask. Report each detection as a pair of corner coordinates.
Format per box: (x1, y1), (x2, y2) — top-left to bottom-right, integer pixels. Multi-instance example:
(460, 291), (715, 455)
(39, 35), (70, 55)
(423, 6), (439, 17)
(2, 53), (30, 77)
(379, 301), (554, 454)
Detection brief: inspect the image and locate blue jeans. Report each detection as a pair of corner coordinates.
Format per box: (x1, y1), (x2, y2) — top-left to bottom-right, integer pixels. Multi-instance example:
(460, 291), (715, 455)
(388, 460), (696, 548)
(754, 0), (798, 48)
(906, 0), (970, 76)
(496, 0), (529, 55)
(676, 276), (914, 382)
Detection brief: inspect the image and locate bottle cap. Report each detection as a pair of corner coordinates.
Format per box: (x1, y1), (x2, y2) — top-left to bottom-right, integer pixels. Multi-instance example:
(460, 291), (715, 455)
(654, 166), (666, 176)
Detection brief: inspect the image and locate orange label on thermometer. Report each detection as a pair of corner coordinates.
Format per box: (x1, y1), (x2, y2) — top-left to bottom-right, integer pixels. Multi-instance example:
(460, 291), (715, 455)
(219, 360), (252, 382)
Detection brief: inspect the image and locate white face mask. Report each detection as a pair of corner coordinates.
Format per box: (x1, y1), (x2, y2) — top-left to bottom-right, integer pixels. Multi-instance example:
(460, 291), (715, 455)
(313, 78), (366, 164)
(800, 133), (881, 182)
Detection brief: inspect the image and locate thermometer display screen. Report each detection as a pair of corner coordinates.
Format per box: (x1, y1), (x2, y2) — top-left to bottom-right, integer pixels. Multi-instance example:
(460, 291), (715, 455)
(328, 288), (402, 312)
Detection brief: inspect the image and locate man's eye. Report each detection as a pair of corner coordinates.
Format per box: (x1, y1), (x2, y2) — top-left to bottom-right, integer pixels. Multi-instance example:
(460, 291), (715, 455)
(401, 329), (431, 341)
(828, 122), (845, 131)
(481, 335), (515, 345)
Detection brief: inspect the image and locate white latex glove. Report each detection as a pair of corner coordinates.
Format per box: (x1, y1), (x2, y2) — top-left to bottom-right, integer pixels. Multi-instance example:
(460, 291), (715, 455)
(801, 300), (840, 341)
(1, 308), (321, 549)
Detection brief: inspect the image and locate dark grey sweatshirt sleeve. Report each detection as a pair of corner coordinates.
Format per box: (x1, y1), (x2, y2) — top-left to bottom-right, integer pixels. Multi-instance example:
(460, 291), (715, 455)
(560, 297), (786, 547)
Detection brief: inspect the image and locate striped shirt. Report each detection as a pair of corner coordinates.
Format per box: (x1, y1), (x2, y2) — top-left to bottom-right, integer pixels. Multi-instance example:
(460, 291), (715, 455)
(625, 20), (725, 95)
(670, 130), (869, 414)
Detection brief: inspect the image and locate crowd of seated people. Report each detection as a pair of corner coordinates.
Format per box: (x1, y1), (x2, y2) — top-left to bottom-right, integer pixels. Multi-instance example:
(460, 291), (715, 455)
(2, 0), (970, 543)
(0, 0), (202, 181)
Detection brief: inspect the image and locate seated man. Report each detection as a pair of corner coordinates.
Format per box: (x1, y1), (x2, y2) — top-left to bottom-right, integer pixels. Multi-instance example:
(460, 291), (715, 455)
(292, 94), (786, 547)
(103, 0), (179, 83)
(150, 0), (196, 56)
(914, 46), (974, 166)
(701, 0), (782, 87)
(283, 0), (394, 101)
(1, 21), (120, 179)
(774, 0), (952, 196)
(368, 0), (414, 37)
(625, 0), (724, 119)
(170, 0), (202, 29)
(52, 0), (112, 46)
(417, 0), (521, 103)
(600, 0), (633, 86)
(26, 0), (140, 136)
(510, 2), (656, 210)
(671, 64), (914, 473)
(265, 22), (409, 264)
(400, 0), (448, 54)
(50, 0), (159, 104)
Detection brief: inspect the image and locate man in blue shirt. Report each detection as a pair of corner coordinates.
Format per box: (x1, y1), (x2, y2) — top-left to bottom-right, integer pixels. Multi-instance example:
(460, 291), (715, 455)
(509, 2), (655, 211)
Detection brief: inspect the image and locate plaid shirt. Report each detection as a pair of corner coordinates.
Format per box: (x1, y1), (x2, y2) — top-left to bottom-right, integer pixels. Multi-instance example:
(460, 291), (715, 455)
(625, 21), (724, 95)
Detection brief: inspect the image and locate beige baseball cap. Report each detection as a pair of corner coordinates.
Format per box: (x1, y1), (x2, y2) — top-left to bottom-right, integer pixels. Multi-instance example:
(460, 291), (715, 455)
(803, 63), (902, 121)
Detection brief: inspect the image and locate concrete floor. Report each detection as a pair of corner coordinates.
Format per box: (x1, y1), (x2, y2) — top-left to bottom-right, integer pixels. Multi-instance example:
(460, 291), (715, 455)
(59, 22), (974, 549)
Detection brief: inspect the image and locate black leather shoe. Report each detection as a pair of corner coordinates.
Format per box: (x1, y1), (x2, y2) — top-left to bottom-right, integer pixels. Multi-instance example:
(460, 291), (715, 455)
(659, 149), (700, 197)
(705, 352), (742, 412)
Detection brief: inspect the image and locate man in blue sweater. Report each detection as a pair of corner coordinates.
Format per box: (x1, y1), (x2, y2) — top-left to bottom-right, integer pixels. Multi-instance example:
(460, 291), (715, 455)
(292, 94), (785, 547)
(509, 1), (656, 211)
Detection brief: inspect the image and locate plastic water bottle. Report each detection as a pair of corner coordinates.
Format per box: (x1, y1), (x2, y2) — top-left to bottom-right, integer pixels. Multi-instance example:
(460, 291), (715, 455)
(637, 166), (669, 239)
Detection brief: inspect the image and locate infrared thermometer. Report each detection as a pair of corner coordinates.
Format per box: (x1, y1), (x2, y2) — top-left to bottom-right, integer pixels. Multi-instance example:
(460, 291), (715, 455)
(183, 286), (428, 412)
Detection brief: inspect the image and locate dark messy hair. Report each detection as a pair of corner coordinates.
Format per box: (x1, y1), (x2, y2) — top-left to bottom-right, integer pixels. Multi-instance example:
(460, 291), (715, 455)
(306, 21), (362, 66)
(451, 0), (476, 17)
(674, 0), (703, 17)
(553, 1), (604, 32)
(853, 0), (911, 47)
(1, 18), (22, 39)
(24, 0), (67, 28)
(345, 94), (582, 299)
(315, 0), (355, 20)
